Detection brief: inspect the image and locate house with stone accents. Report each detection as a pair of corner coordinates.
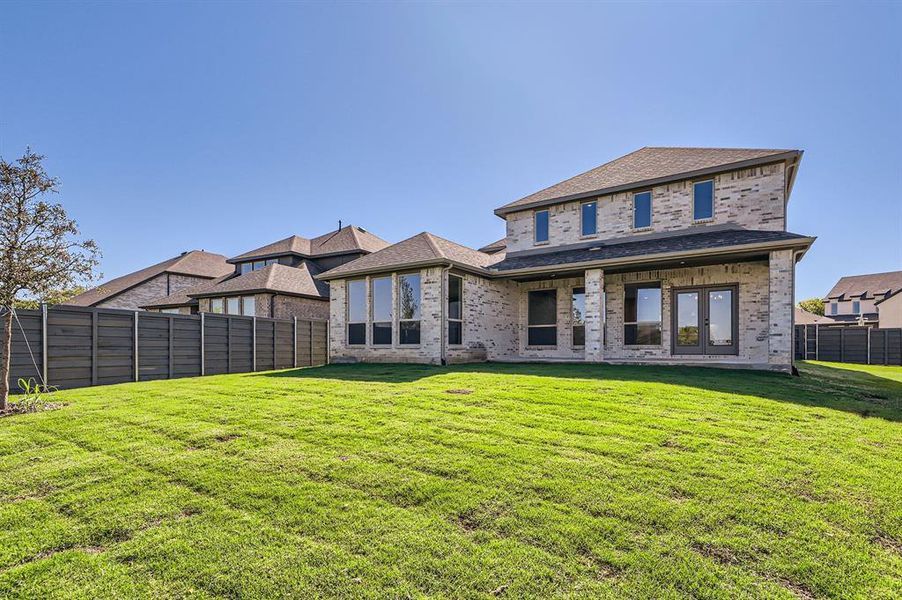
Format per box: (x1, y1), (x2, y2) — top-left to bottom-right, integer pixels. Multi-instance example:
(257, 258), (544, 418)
(318, 147), (816, 372)
(141, 225), (389, 319)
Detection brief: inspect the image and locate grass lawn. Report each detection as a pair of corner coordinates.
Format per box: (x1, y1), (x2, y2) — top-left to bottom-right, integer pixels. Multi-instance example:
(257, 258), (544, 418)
(1, 361), (900, 599)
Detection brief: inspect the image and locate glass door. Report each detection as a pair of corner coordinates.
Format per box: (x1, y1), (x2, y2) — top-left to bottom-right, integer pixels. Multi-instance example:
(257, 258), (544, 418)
(672, 285), (738, 355)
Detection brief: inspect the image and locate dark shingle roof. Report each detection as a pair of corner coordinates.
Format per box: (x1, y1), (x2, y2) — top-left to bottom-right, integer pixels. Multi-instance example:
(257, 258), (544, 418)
(229, 226), (389, 262)
(140, 275), (230, 309)
(190, 263), (329, 299)
(496, 147), (800, 215)
(825, 271), (902, 300)
(318, 232), (500, 280)
(478, 238), (507, 254)
(489, 229), (813, 273)
(66, 250), (232, 307)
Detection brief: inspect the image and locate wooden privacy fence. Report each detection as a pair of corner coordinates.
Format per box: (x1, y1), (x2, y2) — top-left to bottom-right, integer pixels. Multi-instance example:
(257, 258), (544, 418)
(794, 324), (902, 365)
(3, 305), (329, 391)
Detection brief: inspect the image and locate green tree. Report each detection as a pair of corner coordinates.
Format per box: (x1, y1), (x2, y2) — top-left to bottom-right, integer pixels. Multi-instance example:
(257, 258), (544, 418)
(12, 286), (87, 310)
(1, 149), (100, 409)
(797, 297), (825, 316)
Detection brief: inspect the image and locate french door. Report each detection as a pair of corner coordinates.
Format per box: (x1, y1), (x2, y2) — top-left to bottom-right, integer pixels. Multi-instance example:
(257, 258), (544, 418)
(672, 285), (739, 355)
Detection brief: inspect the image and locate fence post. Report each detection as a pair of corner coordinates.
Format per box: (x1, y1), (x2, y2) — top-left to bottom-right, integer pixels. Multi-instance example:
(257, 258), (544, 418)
(886, 331), (890, 365)
(41, 303), (48, 386)
(168, 316), (174, 379)
(227, 317), (232, 374)
(326, 319), (330, 365)
(272, 320), (277, 370)
(293, 317), (298, 368)
(200, 312), (205, 376)
(91, 310), (98, 386)
(252, 316), (257, 372)
(840, 327), (845, 363)
(309, 320), (314, 366)
(133, 311), (139, 382)
(867, 327), (871, 365)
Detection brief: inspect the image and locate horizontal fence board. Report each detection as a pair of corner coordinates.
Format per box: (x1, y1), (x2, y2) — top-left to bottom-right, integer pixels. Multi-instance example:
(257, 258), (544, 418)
(794, 325), (902, 366)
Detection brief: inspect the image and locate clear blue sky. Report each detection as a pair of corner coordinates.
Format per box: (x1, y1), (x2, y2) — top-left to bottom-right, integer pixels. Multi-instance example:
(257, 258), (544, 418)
(2, 2), (900, 300)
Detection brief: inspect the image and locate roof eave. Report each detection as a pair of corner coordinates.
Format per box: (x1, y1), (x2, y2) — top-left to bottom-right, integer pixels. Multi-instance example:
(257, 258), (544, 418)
(316, 259), (495, 281)
(493, 151), (803, 217)
(489, 236), (816, 278)
(189, 288), (327, 301)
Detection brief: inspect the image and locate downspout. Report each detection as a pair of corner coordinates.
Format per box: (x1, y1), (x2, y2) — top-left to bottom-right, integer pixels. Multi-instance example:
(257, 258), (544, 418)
(440, 265), (451, 366)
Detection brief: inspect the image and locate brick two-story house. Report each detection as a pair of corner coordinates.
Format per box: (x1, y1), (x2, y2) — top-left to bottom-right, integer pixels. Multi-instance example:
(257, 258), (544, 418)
(319, 147), (816, 372)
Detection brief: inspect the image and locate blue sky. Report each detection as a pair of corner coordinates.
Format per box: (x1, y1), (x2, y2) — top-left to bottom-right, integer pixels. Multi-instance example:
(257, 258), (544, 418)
(1, 2), (899, 300)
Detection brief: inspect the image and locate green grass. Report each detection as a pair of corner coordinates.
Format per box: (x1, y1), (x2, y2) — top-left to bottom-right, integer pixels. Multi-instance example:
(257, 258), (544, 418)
(1, 361), (900, 599)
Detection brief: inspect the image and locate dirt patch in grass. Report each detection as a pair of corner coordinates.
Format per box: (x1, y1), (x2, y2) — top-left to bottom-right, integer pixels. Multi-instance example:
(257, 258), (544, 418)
(214, 433), (240, 443)
(445, 389), (473, 395)
(0, 402), (66, 418)
(873, 533), (902, 555)
(693, 542), (738, 565)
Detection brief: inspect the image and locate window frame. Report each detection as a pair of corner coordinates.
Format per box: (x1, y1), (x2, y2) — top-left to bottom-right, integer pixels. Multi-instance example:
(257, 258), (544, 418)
(346, 279), (367, 346)
(830, 302), (838, 315)
(571, 286), (586, 347)
(527, 288), (558, 347)
(370, 275), (393, 346)
(398, 272), (422, 346)
(692, 179), (715, 222)
(623, 282), (662, 346)
(241, 295), (256, 317)
(534, 209), (550, 245)
(852, 300), (861, 314)
(632, 190), (653, 230)
(447, 273), (464, 347)
(580, 201), (598, 238)
(210, 298), (224, 314)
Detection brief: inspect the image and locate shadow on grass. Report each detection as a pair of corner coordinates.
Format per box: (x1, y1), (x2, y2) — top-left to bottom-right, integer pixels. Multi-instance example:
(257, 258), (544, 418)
(260, 361), (902, 422)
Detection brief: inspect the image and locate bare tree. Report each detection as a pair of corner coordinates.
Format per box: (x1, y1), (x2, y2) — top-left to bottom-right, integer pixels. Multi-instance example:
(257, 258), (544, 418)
(0, 149), (100, 409)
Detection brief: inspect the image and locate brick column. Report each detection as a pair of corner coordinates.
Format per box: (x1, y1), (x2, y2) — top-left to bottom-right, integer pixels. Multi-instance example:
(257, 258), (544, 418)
(768, 249), (794, 370)
(585, 268), (604, 362)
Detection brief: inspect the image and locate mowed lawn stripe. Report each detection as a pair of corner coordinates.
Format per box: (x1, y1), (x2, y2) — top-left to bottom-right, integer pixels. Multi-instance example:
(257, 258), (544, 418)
(0, 361), (899, 598)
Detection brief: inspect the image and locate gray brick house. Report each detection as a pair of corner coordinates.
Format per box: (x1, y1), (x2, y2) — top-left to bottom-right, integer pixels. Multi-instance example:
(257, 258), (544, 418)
(318, 147), (816, 372)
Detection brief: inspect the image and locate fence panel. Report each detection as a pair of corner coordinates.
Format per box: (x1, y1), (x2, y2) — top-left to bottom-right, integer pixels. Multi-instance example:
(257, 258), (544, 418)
(2, 305), (329, 392)
(794, 324), (902, 366)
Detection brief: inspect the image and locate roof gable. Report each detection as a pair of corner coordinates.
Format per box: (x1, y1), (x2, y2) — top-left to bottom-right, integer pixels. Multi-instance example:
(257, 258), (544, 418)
(496, 147), (800, 215)
(229, 226), (390, 262)
(826, 271), (902, 299)
(190, 263), (328, 299)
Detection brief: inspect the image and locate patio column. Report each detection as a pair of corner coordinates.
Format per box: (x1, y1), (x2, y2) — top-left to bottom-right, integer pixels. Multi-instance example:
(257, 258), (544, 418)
(768, 249), (794, 369)
(585, 268), (604, 362)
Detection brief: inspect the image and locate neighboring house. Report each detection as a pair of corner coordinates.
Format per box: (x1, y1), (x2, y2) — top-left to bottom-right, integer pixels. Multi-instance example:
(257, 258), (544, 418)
(794, 307), (833, 326)
(319, 147), (815, 372)
(65, 250), (232, 311)
(823, 271), (902, 326)
(876, 290), (902, 329)
(143, 225), (389, 320)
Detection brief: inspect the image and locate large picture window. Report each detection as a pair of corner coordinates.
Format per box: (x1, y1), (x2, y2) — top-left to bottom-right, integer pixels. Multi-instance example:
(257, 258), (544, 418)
(226, 297), (240, 315)
(528, 289), (557, 346)
(242, 296), (256, 317)
(633, 191), (652, 229)
(581, 202), (597, 237)
(398, 273), (421, 345)
(693, 180), (714, 221)
(210, 298), (224, 314)
(371, 276), (393, 345)
(347, 279), (366, 345)
(448, 274), (463, 346)
(624, 283), (661, 345)
(572, 287), (586, 346)
(534, 209), (549, 243)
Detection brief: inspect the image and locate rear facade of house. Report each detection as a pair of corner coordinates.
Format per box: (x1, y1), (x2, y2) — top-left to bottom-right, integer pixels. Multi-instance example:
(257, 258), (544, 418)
(319, 147), (816, 372)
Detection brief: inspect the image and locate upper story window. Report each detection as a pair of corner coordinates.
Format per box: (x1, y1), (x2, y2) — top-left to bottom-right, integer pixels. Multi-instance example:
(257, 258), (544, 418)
(448, 274), (463, 346)
(347, 279), (366, 345)
(534, 209), (549, 244)
(633, 192), (652, 229)
(624, 283), (661, 345)
(371, 276), (393, 345)
(830, 302), (837, 315)
(210, 298), (224, 314)
(527, 289), (557, 346)
(693, 180), (714, 221)
(398, 273), (422, 345)
(581, 202), (597, 237)
(242, 296), (256, 317)
(852, 300), (861, 314)
(240, 258), (278, 275)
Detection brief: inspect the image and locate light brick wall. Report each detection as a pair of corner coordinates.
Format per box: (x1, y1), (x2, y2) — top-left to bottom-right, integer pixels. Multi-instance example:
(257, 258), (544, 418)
(768, 249), (794, 367)
(96, 273), (210, 310)
(447, 272), (519, 363)
(272, 295), (329, 320)
(517, 277), (586, 360)
(505, 163), (786, 253)
(584, 269), (604, 362)
(602, 261), (771, 364)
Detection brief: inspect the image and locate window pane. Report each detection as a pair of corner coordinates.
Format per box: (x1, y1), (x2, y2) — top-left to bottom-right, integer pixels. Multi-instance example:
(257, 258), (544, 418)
(572, 325), (585, 346)
(852, 301), (860, 314)
(372, 322), (392, 345)
(708, 290), (733, 346)
(625, 284), (661, 322)
(226, 297), (240, 315)
(625, 323), (662, 345)
(581, 202), (597, 236)
(528, 289), (557, 326)
(372, 276), (392, 321)
(528, 326), (557, 346)
(676, 292), (699, 346)
(830, 303), (837, 315)
(633, 192), (651, 228)
(399, 321), (420, 345)
(253, 261), (265, 271)
(348, 323), (366, 345)
(266, 258), (277, 266)
(693, 180), (714, 220)
(535, 210), (549, 242)
(211, 298), (223, 314)
(399, 274), (421, 320)
(242, 296), (255, 317)
(348, 280), (366, 322)
(448, 320), (462, 345)
(448, 275), (462, 320)
(572, 287), (585, 326)
(240, 263), (251, 275)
